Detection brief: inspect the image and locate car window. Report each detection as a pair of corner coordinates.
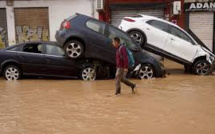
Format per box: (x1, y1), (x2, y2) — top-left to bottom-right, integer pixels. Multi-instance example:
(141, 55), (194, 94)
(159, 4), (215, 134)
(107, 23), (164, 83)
(7, 46), (20, 51)
(86, 20), (105, 34)
(23, 43), (43, 53)
(107, 26), (138, 50)
(170, 26), (193, 44)
(146, 20), (168, 32)
(45, 44), (65, 56)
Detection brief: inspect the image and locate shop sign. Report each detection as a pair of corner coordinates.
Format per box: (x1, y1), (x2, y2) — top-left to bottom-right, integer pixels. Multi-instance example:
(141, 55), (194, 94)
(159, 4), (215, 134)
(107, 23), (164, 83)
(185, 2), (215, 12)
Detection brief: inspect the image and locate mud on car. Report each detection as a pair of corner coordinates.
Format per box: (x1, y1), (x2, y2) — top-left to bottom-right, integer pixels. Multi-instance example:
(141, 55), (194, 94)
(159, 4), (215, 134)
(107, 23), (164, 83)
(55, 13), (166, 79)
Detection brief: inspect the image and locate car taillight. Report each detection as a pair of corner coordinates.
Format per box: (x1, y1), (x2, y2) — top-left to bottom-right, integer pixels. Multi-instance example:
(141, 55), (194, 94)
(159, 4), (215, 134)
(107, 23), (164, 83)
(123, 18), (135, 22)
(63, 21), (70, 29)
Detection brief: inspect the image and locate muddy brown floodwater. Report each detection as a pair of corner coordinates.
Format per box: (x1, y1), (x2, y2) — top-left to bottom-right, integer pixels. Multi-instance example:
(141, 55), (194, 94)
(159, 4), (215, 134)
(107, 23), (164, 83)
(0, 61), (215, 134)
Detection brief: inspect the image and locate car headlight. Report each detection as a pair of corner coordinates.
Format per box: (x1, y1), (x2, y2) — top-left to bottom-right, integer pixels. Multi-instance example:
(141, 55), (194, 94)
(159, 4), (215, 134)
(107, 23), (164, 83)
(206, 55), (214, 64)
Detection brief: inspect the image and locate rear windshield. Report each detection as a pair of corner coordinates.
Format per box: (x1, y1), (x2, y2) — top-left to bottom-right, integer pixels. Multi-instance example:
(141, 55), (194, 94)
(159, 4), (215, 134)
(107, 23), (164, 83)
(60, 15), (77, 30)
(130, 15), (142, 18)
(66, 14), (77, 21)
(6, 45), (20, 51)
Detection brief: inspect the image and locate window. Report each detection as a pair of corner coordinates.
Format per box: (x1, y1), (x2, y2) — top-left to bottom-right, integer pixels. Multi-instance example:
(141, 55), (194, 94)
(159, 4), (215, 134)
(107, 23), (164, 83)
(107, 26), (138, 50)
(170, 26), (193, 43)
(23, 44), (43, 53)
(45, 44), (65, 56)
(147, 20), (168, 32)
(86, 20), (105, 34)
(7, 46), (19, 51)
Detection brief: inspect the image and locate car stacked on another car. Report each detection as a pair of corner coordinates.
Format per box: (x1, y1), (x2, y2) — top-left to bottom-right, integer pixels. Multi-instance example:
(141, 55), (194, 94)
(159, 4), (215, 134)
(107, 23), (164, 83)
(0, 41), (110, 80)
(55, 13), (166, 79)
(0, 13), (166, 80)
(119, 14), (215, 75)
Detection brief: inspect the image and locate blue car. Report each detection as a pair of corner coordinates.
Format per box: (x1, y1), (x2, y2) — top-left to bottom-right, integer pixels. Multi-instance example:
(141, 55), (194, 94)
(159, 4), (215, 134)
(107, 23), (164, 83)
(55, 13), (166, 79)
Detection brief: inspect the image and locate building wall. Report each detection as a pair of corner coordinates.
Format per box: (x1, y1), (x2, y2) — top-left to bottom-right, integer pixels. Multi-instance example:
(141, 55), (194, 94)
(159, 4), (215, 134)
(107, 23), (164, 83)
(0, 8), (8, 48)
(0, 0), (98, 46)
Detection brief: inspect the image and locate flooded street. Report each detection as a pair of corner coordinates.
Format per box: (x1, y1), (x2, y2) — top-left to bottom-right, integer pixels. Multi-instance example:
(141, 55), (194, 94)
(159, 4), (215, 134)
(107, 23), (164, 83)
(1, 61), (215, 134)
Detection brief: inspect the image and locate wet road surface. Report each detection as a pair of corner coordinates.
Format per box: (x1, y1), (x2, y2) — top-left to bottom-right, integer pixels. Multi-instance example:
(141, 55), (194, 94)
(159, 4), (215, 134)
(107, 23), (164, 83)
(1, 61), (215, 134)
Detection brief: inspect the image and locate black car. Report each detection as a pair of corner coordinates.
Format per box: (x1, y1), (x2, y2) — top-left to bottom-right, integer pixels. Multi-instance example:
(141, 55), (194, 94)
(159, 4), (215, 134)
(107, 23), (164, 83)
(55, 13), (165, 79)
(0, 41), (113, 80)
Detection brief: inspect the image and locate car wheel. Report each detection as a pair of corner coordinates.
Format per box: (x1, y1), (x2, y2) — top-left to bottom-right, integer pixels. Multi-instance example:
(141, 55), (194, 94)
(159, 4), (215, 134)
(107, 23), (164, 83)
(129, 31), (145, 48)
(80, 66), (96, 81)
(138, 64), (154, 79)
(3, 65), (21, 80)
(194, 60), (210, 75)
(64, 40), (84, 59)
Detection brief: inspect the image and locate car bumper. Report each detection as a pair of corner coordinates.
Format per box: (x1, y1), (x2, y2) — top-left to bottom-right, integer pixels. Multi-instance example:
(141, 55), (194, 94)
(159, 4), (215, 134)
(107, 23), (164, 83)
(55, 30), (66, 47)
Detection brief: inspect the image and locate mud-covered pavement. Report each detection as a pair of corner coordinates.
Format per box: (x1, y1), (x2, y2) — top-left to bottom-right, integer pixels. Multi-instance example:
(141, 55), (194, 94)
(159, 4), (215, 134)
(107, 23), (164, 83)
(1, 61), (215, 134)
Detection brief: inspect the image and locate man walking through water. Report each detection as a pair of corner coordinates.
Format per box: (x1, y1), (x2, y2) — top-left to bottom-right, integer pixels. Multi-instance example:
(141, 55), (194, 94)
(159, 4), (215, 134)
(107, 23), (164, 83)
(112, 37), (137, 95)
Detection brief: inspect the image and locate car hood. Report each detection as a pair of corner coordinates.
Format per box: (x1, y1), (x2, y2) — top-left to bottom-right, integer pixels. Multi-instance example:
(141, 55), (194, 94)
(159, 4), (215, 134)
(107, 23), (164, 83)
(132, 49), (160, 65)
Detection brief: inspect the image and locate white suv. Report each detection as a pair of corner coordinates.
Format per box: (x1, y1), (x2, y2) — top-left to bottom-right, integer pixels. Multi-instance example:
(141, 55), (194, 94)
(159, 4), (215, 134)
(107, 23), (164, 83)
(119, 14), (215, 75)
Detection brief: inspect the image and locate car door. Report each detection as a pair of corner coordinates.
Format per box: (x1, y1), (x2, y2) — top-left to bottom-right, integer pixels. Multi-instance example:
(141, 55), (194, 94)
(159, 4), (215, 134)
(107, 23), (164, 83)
(164, 26), (198, 62)
(144, 20), (169, 49)
(44, 43), (78, 77)
(18, 43), (46, 74)
(85, 19), (115, 64)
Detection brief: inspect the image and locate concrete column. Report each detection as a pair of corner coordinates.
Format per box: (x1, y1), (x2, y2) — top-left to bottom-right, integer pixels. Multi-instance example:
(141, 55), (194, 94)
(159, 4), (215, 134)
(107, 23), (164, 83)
(6, 6), (16, 45)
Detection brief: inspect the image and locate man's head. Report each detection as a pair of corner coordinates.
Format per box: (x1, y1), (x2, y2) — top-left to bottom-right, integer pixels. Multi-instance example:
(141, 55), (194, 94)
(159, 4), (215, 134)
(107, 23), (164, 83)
(112, 37), (120, 48)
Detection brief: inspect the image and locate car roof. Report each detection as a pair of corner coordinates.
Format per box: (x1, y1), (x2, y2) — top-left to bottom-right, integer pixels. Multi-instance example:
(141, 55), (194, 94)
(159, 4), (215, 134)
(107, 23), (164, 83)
(127, 14), (182, 29)
(126, 14), (195, 39)
(5, 41), (58, 50)
(140, 14), (181, 29)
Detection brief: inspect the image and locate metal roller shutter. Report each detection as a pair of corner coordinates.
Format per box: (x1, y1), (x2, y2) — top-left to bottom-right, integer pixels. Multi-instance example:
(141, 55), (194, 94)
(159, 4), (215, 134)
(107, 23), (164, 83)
(111, 9), (164, 60)
(14, 8), (49, 43)
(0, 8), (8, 48)
(189, 12), (213, 51)
(111, 9), (164, 27)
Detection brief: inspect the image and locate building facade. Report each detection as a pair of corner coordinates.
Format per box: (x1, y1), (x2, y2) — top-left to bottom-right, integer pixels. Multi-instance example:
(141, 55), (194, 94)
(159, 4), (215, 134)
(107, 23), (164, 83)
(184, 0), (215, 53)
(98, 0), (185, 28)
(98, 0), (214, 53)
(0, 0), (98, 47)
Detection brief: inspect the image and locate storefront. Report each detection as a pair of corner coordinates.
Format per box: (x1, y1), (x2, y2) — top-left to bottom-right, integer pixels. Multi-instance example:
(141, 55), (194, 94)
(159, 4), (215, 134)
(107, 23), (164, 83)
(110, 2), (166, 27)
(184, 1), (215, 53)
(99, 0), (168, 27)
(14, 7), (49, 43)
(0, 0), (97, 46)
(0, 8), (8, 48)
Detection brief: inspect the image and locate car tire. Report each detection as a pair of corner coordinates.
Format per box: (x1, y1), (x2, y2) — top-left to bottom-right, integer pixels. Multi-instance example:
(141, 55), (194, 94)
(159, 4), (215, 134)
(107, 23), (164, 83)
(3, 65), (21, 80)
(80, 66), (96, 81)
(138, 64), (155, 79)
(193, 60), (210, 75)
(64, 40), (84, 59)
(128, 31), (145, 48)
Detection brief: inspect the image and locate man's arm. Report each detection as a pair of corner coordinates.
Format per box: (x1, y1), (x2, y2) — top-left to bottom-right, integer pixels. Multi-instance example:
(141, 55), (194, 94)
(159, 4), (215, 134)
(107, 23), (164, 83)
(121, 46), (128, 70)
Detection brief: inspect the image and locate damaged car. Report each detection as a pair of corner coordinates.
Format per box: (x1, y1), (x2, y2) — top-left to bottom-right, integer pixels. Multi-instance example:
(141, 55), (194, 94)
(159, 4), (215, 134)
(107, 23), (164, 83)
(55, 13), (166, 79)
(119, 14), (215, 75)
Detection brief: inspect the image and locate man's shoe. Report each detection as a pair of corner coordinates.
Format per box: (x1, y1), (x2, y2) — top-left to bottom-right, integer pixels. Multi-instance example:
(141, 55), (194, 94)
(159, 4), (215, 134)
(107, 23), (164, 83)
(115, 92), (121, 95)
(132, 84), (138, 94)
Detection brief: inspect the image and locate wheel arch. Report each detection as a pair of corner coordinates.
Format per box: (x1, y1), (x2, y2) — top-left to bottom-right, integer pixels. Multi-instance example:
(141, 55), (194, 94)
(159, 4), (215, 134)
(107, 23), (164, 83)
(139, 62), (157, 78)
(192, 56), (207, 66)
(126, 28), (147, 44)
(63, 36), (86, 50)
(1, 60), (22, 74)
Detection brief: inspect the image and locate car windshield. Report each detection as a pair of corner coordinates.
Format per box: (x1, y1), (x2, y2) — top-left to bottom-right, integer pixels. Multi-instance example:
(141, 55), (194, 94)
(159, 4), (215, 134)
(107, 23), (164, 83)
(108, 26), (139, 50)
